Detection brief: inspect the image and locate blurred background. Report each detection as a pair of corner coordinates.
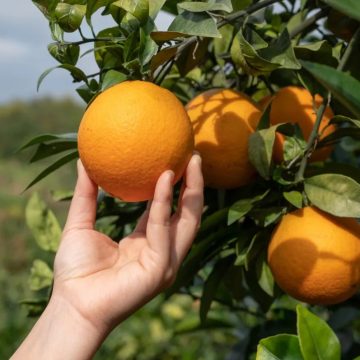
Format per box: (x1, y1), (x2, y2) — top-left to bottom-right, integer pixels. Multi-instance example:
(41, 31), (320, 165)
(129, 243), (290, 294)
(1, 2), (238, 359)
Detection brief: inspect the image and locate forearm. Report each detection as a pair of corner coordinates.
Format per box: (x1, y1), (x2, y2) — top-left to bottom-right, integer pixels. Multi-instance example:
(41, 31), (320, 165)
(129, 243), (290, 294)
(11, 296), (108, 360)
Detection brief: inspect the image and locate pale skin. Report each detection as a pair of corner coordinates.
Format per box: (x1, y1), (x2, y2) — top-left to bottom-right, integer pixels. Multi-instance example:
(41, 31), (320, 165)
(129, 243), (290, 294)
(12, 154), (204, 360)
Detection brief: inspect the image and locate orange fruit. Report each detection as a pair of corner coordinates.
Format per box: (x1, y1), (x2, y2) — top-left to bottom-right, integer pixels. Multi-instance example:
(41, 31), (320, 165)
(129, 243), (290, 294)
(259, 86), (335, 162)
(186, 88), (262, 189)
(268, 206), (360, 305)
(78, 81), (194, 202)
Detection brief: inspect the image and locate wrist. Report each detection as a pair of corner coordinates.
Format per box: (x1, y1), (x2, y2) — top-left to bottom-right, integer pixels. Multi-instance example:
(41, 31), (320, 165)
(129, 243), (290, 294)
(12, 295), (109, 360)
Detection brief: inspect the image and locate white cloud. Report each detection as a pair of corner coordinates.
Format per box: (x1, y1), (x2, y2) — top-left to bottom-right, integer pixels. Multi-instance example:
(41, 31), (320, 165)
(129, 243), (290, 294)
(0, 38), (29, 61)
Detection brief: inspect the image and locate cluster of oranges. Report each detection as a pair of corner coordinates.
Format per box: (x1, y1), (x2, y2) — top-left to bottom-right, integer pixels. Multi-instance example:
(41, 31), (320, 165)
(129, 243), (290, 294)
(78, 80), (360, 306)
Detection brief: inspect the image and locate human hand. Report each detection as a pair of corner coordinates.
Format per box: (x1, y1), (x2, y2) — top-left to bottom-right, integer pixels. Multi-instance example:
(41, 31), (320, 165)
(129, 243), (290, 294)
(12, 154), (203, 360)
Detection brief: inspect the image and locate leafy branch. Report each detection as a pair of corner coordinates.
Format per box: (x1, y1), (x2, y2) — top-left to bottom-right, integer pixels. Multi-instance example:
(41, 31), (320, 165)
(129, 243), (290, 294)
(295, 26), (360, 182)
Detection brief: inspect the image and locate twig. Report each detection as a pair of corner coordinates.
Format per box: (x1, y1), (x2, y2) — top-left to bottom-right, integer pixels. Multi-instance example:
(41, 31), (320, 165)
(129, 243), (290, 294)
(289, 8), (329, 39)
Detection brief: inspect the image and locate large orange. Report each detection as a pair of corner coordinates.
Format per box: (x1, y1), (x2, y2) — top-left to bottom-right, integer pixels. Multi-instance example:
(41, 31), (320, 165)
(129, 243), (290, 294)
(268, 206), (360, 305)
(186, 89), (262, 189)
(78, 81), (194, 202)
(259, 86), (335, 162)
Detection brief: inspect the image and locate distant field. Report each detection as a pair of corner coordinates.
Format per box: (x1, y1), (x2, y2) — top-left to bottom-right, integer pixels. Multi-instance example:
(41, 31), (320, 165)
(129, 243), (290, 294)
(0, 98), (82, 358)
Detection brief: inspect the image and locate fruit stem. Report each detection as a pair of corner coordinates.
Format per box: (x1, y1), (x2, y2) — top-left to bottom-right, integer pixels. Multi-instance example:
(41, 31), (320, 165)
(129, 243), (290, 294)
(295, 27), (360, 183)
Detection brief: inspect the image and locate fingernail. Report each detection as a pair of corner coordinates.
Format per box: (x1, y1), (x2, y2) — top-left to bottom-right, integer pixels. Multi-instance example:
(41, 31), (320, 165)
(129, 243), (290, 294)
(192, 153), (202, 165)
(167, 170), (175, 183)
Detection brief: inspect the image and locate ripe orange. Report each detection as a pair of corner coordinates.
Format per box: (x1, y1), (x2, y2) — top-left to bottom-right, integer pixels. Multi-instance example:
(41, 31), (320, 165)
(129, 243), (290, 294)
(259, 86), (335, 162)
(268, 206), (360, 305)
(186, 88), (262, 189)
(78, 81), (194, 202)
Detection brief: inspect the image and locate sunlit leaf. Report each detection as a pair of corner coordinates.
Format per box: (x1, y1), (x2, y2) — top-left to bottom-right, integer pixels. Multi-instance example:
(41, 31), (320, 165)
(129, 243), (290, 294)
(297, 305), (341, 360)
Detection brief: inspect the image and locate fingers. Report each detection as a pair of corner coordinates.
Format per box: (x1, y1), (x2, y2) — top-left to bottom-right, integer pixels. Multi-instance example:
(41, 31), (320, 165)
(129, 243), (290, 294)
(146, 170), (174, 259)
(172, 154), (204, 265)
(133, 200), (152, 234)
(63, 160), (98, 233)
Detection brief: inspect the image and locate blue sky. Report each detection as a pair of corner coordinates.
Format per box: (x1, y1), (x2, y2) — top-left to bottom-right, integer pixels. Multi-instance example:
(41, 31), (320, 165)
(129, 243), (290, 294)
(0, 1), (173, 104)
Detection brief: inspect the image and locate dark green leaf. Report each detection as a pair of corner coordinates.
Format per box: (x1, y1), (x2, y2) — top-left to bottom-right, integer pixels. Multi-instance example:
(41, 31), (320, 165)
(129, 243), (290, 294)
(283, 191), (303, 208)
(256, 252), (274, 296)
(228, 189), (270, 225)
(86, 0), (115, 23)
(30, 141), (78, 163)
(297, 305), (341, 360)
(321, 0), (360, 22)
(200, 256), (234, 323)
(304, 174), (360, 217)
(48, 43), (80, 65)
(249, 124), (291, 180)
(329, 115), (360, 128)
(139, 20), (158, 66)
(250, 207), (285, 227)
(319, 127), (360, 146)
(169, 11), (221, 38)
(295, 41), (338, 67)
(101, 70), (127, 91)
(55, 3), (86, 32)
(20, 298), (48, 317)
(37, 64), (88, 91)
(25, 151), (79, 190)
(25, 193), (61, 252)
(256, 334), (303, 360)
(29, 259), (54, 291)
(301, 60), (360, 118)
(18, 133), (78, 152)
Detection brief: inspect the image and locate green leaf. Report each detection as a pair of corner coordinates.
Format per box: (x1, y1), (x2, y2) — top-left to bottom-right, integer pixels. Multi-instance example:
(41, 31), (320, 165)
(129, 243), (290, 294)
(149, 0), (166, 18)
(86, 0), (115, 23)
(101, 70), (127, 91)
(329, 115), (360, 128)
(29, 259), (54, 291)
(32, 0), (60, 17)
(200, 256), (234, 323)
(319, 127), (360, 146)
(139, 19), (158, 66)
(249, 124), (291, 180)
(301, 60), (360, 119)
(18, 133), (78, 152)
(25, 151), (79, 190)
(168, 11), (221, 38)
(48, 43), (80, 65)
(37, 64), (88, 91)
(30, 141), (78, 163)
(297, 305), (341, 360)
(231, 28), (301, 76)
(25, 193), (61, 252)
(178, 0), (233, 13)
(112, 0), (149, 24)
(256, 334), (303, 360)
(283, 191), (303, 209)
(304, 174), (360, 217)
(55, 3), (86, 32)
(295, 41), (338, 67)
(256, 252), (274, 296)
(228, 189), (270, 225)
(20, 298), (48, 317)
(250, 207), (285, 227)
(321, 0), (360, 22)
